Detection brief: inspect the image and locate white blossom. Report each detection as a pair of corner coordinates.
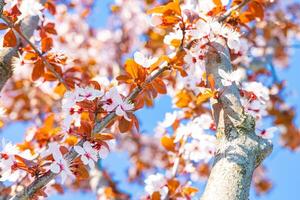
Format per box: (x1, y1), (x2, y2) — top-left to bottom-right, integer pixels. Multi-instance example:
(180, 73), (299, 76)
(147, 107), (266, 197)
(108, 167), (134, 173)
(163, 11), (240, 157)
(134, 51), (158, 68)
(144, 173), (169, 199)
(49, 149), (74, 184)
(74, 141), (98, 168)
(18, 0), (44, 22)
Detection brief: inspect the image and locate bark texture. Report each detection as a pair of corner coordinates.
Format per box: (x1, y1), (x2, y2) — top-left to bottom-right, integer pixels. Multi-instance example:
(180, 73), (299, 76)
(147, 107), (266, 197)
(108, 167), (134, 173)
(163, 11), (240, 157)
(0, 0), (44, 92)
(201, 42), (273, 200)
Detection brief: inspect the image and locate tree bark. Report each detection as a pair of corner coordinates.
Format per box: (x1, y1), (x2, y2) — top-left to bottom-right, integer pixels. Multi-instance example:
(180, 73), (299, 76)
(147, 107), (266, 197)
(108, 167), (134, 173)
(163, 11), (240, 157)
(0, 0), (45, 92)
(201, 42), (273, 200)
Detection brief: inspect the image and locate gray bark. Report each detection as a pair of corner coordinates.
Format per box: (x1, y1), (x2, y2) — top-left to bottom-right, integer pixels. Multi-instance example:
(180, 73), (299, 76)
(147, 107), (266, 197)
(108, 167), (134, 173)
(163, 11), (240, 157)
(201, 42), (273, 200)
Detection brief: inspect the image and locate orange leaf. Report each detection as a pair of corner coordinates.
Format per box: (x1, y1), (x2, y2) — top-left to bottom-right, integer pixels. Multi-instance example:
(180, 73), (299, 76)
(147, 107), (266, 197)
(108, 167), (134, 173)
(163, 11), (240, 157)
(51, 184), (64, 194)
(148, 0), (181, 16)
(161, 136), (175, 152)
(254, 179), (272, 195)
(182, 186), (199, 196)
(167, 179), (180, 193)
(45, 1), (56, 15)
(239, 11), (255, 23)
(196, 89), (214, 105)
(212, 0), (223, 7)
(207, 73), (215, 90)
(152, 78), (167, 94)
(249, 1), (264, 21)
(24, 52), (38, 61)
(44, 22), (57, 35)
(124, 59), (146, 83)
(43, 72), (57, 81)
(32, 59), (45, 81)
(54, 83), (67, 96)
(0, 23), (8, 30)
(93, 133), (115, 141)
(116, 74), (132, 84)
(41, 37), (53, 53)
(175, 90), (192, 108)
(151, 192), (161, 200)
(149, 55), (170, 70)
(64, 136), (78, 146)
(80, 120), (92, 137)
(118, 117), (132, 133)
(3, 29), (17, 47)
(74, 163), (89, 180)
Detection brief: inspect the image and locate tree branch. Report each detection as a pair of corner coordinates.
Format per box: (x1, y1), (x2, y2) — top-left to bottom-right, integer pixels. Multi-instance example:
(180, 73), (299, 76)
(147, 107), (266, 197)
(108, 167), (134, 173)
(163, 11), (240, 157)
(0, 0), (46, 92)
(218, 0), (252, 22)
(201, 42), (272, 200)
(0, 15), (70, 90)
(11, 65), (171, 200)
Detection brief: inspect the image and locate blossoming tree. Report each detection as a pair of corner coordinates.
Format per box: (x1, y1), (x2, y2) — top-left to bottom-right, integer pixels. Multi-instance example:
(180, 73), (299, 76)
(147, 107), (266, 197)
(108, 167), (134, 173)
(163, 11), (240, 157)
(0, 0), (299, 199)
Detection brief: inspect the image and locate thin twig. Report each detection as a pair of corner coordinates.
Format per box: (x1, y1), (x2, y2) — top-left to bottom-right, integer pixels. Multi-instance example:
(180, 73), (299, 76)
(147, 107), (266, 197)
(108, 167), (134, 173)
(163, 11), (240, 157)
(0, 15), (70, 90)
(218, 0), (252, 22)
(11, 65), (171, 200)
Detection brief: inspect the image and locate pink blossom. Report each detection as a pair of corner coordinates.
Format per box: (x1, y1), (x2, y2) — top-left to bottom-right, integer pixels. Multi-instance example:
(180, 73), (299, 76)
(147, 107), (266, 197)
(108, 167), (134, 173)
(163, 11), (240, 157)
(49, 149), (74, 184)
(102, 87), (123, 112)
(74, 141), (98, 168)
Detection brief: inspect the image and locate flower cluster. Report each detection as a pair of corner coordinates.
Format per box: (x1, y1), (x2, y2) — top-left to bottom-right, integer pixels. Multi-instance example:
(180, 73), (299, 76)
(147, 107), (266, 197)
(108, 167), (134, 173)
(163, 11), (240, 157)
(184, 18), (241, 70)
(144, 173), (169, 199)
(62, 86), (134, 131)
(43, 140), (113, 184)
(0, 139), (32, 182)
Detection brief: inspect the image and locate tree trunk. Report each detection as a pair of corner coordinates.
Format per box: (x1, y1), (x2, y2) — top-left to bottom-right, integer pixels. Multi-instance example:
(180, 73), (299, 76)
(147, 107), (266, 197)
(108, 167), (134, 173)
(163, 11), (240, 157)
(201, 42), (273, 200)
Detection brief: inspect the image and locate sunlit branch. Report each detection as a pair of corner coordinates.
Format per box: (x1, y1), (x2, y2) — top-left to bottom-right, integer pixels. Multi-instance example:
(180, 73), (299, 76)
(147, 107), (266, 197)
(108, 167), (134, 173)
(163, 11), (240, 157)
(0, 15), (70, 90)
(218, 0), (252, 22)
(11, 64), (171, 200)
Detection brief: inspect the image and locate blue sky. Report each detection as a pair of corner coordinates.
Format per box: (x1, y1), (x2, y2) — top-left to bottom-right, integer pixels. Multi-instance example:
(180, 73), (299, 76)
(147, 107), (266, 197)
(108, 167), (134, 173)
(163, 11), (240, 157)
(1, 0), (300, 199)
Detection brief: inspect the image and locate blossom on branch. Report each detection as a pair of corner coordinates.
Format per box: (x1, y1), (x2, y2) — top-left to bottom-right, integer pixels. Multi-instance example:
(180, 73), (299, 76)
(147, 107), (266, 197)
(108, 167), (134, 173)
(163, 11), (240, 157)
(134, 51), (158, 69)
(144, 173), (169, 199)
(49, 148), (74, 184)
(74, 141), (98, 168)
(18, 0), (44, 22)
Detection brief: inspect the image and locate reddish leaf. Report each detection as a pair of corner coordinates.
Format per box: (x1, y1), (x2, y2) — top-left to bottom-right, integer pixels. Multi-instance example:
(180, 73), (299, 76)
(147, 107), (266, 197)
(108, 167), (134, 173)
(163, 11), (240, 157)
(151, 192), (161, 200)
(73, 163), (89, 180)
(249, 1), (264, 21)
(44, 23), (57, 35)
(92, 133), (115, 141)
(32, 59), (45, 81)
(51, 184), (64, 194)
(45, 1), (56, 15)
(80, 120), (92, 137)
(41, 37), (53, 53)
(3, 29), (17, 47)
(207, 73), (215, 90)
(167, 179), (180, 194)
(152, 78), (167, 94)
(239, 11), (255, 23)
(0, 23), (8, 30)
(118, 117), (132, 133)
(43, 72), (57, 81)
